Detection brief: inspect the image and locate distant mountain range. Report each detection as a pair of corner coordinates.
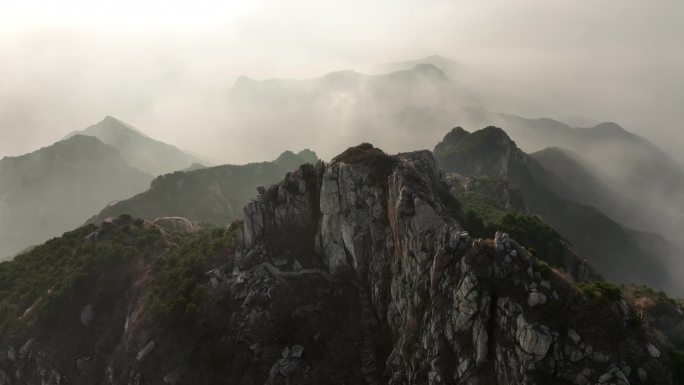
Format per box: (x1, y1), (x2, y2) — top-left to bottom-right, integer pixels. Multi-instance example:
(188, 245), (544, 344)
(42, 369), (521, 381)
(463, 109), (684, 250)
(2, 55), (684, 384)
(226, 61), (475, 157)
(0, 134), (152, 259)
(65, 116), (207, 176)
(88, 149), (318, 226)
(2, 141), (682, 384)
(0, 116), (320, 260)
(434, 126), (684, 294)
(0, 116), (215, 260)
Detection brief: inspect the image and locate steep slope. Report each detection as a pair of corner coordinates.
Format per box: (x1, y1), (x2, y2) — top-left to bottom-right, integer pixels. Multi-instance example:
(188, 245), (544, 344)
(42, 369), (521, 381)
(66, 116), (206, 175)
(0, 145), (679, 384)
(464, 110), (684, 246)
(530, 147), (620, 206)
(529, 147), (665, 233)
(0, 135), (152, 259)
(89, 150), (318, 225)
(433, 127), (684, 294)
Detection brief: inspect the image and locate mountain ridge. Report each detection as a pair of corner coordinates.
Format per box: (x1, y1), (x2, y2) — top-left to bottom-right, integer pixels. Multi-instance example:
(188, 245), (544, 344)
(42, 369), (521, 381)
(0, 134), (153, 259)
(88, 149), (319, 226)
(433, 125), (684, 294)
(0, 143), (682, 384)
(66, 116), (207, 176)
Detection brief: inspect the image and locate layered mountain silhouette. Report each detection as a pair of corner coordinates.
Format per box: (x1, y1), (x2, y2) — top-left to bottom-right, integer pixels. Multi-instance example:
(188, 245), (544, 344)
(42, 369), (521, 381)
(88, 150), (318, 226)
(0, 135), (152, 259)
(1, 117), (217, 260)
(464, 111), (684, 251)
(434, 126), (684, 294)
(66, 116), (207, 176)
(374, 55), (466, 77)
(1, 143), (682, 384)
(226, 62), (479, 157)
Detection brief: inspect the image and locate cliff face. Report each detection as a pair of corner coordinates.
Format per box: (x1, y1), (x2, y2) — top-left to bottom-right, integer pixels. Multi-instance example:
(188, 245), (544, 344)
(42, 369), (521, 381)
(241, 144), (674, 384)
(0, 144), (677, 385)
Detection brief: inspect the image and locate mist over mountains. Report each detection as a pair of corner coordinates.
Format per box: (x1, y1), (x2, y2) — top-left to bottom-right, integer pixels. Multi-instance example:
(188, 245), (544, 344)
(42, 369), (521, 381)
(4, 0), (684, 382)
(2, 56), (683, 285)
(0, 115), (319, 260)
(88, 149), (318, 226)
(433, 126), (684, 294)
(0, 134), (152, 259)
(1, 52), (684, 383)
(65, 116), (208, 176)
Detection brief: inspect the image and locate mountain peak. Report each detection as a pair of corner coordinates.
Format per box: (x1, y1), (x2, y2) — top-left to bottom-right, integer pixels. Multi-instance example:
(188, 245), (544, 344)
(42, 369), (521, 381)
(232, 75), (256, 88)
(591, 121), (625, 133)
(422, 54), (452, 61)
(274, 149), (320, 170)
(383, 63), (450, 83)
(103, 115), (121, 123)
(410, 63), (449, 79)
(443, 126), (470, 143)
(64, 117), (205, 175)
(434, 126), (514, 155)
(91, 115), (148, 137)
(434, 126), (519, 178)
(480, 125), (513, 141)
(296, 149), (319, 164)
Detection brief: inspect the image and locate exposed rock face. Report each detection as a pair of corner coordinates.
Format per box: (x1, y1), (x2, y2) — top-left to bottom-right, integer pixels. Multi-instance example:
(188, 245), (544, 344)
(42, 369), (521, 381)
(243, 164), (322, 253)
(242, 144), (675, 384)
(0, 143), (678, 384)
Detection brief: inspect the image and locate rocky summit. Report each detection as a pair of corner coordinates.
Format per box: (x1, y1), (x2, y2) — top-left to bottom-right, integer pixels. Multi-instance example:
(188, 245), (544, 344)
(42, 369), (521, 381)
(0, 143), (681, 384)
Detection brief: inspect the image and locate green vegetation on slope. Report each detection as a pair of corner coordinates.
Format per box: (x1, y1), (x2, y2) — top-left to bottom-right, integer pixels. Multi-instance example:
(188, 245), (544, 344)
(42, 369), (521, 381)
(434, 125), (678, 294)
(90, 150), (318, 226)
(577, 281), (622, 304)
(433, 126), (514, 177)
(438, 181), (568, 268)
(148, 224), (239, 325)
(0, 135), (153, 259)
(0, 216), (163, 337)
(445, 175), (526, 224)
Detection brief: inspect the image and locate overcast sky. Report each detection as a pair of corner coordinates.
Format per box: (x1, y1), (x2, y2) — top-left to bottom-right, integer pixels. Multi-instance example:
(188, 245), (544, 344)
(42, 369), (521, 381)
(1, 0), (682, 163)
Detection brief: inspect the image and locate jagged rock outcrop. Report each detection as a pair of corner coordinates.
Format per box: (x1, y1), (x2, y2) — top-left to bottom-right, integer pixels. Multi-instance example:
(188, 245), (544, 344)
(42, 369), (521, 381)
(242, 143), (675, 384)
(0, 143), (679, 384)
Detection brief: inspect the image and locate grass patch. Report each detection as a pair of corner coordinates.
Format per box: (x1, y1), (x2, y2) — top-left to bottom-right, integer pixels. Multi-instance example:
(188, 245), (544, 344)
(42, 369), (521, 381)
(578, 281), (622, 304)
(535, 260), (553, 279)
(435, 184), (569, 269)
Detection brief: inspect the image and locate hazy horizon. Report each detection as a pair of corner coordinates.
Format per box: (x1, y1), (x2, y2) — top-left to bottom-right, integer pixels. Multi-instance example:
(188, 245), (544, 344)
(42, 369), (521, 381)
(1, 0), (683, 164)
